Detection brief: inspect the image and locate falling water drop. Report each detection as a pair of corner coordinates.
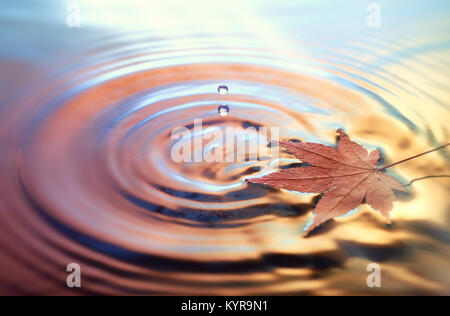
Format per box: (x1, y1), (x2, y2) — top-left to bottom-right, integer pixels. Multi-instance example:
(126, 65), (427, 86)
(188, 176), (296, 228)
(217, 85), (230, 116)
(218, 104), (230, 116)
(217, 85), (228, 95)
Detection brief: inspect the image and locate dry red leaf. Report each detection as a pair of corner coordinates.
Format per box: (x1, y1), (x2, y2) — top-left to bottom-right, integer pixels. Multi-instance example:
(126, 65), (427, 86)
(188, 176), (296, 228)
(248, 129), (407, 235)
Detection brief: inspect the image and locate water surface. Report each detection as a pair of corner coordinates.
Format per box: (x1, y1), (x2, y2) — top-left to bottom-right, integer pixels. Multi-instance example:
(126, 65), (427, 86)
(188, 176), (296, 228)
(0, 0), (449, 295)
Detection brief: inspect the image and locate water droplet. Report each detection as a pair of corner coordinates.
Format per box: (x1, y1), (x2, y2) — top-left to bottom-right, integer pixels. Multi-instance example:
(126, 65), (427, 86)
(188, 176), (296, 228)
(218, 104), (230, 116)
(217, 85), (228, 95)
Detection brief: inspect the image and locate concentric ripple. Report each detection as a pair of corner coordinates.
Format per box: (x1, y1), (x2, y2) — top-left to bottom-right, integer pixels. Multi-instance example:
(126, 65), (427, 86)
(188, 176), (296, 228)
(1, 6), (450, 295)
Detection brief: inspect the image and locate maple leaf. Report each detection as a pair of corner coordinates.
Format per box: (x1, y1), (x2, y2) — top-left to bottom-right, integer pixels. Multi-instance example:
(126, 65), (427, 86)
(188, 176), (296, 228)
(248, 129), (408, 235)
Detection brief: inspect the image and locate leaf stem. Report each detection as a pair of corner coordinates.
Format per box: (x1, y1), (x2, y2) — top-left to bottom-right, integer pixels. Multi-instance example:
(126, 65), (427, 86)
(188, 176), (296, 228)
(377, 143), (450, 171)
(405, 175), (450, 187)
